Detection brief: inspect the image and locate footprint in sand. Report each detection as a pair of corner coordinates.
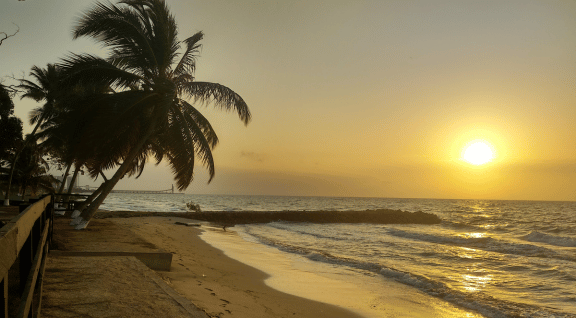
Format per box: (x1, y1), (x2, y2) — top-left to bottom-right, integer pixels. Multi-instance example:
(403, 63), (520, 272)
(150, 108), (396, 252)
(220, 299), (229, 304)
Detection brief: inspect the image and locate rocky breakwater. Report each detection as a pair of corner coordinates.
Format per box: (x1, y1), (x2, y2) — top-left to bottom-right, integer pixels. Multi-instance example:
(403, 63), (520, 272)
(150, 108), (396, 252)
(185, 209), (441, 225)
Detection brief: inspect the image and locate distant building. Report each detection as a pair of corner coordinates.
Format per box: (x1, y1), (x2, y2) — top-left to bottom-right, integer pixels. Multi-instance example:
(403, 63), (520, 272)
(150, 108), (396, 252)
(54, 175), (77, 191)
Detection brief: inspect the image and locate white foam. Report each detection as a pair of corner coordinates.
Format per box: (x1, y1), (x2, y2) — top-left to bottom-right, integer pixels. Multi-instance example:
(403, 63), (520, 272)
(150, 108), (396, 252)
(200, 226), (483, 318)
(522, 231), (576, 247)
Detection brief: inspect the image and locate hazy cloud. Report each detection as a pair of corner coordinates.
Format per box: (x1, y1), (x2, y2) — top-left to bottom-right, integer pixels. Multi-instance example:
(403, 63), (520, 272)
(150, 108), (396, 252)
(240, 151), (265, 163)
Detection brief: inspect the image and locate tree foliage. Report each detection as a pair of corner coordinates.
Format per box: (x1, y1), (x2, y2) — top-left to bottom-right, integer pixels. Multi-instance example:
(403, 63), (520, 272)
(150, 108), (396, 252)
(0, 84), (23, 165)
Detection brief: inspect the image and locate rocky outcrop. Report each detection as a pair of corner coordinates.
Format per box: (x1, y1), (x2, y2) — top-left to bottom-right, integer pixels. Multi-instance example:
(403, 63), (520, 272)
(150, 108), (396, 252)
(94, 209), (441, 225)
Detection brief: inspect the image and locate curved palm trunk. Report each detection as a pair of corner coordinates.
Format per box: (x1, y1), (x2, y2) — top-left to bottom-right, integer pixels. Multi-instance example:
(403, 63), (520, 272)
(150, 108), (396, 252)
(69, 180), (107, 217)
(3, 118), (43, 206)
(57, 163), (72, 194)
(54, 162), (72, 211)
(71, 122), (156, 229)
(66, 165), (80, 195)
(63, 165), (81, 211)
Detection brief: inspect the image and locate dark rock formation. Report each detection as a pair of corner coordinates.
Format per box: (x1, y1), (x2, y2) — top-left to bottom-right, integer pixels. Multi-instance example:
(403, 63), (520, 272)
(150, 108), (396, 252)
(94, 209), (441, 225)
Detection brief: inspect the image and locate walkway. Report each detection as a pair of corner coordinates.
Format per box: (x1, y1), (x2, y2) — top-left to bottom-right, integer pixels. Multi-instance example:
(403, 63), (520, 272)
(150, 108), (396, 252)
(41, 218), (207, 318)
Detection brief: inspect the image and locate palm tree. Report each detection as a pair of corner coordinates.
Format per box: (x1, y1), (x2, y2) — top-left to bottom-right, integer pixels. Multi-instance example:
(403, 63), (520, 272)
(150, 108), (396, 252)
(8, 143), (57, 200)
(33, 79), (114, 211)
(62, 0), (251, 229)
(3, 64), (62, 205)
(0, 84), (23, 167)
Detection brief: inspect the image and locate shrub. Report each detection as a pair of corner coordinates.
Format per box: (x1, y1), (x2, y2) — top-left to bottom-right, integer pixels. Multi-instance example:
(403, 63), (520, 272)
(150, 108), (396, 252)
(186, 201), (201, 212)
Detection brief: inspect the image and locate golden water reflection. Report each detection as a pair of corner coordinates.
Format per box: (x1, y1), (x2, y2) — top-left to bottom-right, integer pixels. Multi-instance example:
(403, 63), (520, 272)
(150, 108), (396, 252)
(465, 232), (486, 239)
(462, 274), (493, 292)
(456, 247), (494, 293)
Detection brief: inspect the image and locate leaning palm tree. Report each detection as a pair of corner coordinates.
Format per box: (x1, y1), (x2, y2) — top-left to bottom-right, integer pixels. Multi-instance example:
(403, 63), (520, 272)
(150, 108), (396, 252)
(62, 0), (251, 229)
(3, 64), (62, 205)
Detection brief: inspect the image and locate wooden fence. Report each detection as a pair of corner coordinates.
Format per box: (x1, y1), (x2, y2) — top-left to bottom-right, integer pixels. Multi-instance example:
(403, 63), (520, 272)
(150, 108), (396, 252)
(0, 195), (53, 318)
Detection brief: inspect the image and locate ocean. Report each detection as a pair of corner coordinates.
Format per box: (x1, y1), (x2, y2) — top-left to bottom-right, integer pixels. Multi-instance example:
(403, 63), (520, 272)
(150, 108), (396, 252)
(100, 194), (576, 317)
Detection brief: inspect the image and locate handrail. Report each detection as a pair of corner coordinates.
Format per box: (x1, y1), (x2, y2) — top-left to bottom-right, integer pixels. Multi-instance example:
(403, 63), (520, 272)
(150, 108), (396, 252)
(54, 194), (90, 215)
(0, 194), (53, 317)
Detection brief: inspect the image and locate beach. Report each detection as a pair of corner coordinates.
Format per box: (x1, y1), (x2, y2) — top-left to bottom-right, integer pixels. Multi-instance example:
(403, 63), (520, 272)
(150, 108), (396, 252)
(105, 215), (484, 317)
(108, 216), (361, 317)
(86, 194), (576, 317)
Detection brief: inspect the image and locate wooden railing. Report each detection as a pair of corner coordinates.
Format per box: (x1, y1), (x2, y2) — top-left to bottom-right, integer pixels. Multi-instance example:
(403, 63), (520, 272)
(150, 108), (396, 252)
(54, 194), (90, 215)
(0, 195), (53, 318)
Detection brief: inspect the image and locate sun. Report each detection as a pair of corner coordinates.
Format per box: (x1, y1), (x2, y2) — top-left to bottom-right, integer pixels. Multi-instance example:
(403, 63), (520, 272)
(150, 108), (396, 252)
(462, 141), (494, 165)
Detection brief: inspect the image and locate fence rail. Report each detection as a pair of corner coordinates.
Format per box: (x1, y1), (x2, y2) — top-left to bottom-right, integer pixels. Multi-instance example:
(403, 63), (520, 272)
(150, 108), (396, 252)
(0, 195), (53, 318)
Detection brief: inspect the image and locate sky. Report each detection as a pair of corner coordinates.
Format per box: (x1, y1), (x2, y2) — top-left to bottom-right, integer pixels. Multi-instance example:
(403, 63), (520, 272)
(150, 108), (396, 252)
(1, 0), (576, 201)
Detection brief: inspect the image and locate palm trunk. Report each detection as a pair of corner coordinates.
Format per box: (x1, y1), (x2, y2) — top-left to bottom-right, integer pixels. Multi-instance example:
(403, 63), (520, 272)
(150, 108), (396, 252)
(69, 180), (107, 217)
(3, 118), (43, 206)
(72, 122), (156, 229)
(20, 182), (27, 201)
(64, 165), (81, 212)
(57, 163), (72, 194)
(66, 165), (80, 194)
(55, 162), (72, 210)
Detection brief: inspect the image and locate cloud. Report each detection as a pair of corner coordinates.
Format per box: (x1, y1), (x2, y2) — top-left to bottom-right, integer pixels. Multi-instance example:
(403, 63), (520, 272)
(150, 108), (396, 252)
(240, 151), (265, 162)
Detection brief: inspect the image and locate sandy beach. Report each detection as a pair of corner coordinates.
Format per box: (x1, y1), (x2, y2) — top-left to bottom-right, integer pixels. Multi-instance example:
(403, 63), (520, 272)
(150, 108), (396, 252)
(108, 216), (361, 318)
(106, 216), (484, 318)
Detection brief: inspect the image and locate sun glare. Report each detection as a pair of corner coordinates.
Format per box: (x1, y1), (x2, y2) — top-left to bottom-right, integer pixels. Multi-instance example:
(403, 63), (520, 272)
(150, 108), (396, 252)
(462, 141), (494, 165)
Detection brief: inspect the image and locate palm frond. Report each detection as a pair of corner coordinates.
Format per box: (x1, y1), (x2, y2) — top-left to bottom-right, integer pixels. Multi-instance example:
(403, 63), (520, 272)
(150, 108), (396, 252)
(171, 103), (215, 186)
(179, 100), (218, 148)
(182, 81), (251, 125)
(73, 1), (159, 72)
(161, 107), (197, 188)
(28, 106), (44, 125)
(173, 31), (203, 80)
(18, 80), (44, 102)
(58, 53), (143, 89)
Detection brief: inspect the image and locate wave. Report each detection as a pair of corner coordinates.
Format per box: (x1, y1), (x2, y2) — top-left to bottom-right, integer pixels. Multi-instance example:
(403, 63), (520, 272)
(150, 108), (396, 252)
(385, 229), (573, 260)
(377, 267), (573, 318)
(443, 220), (510, 232)
(521, 231), (576, 247)
(245, 229), (572, 318)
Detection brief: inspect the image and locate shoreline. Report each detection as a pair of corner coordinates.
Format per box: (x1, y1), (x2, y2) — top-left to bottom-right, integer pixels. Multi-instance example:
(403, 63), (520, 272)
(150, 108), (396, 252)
(109, 215), (485, 317)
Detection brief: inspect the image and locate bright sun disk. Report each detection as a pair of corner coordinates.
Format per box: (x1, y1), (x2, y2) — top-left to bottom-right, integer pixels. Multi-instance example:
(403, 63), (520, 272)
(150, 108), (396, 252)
(462, 141), (494, 165)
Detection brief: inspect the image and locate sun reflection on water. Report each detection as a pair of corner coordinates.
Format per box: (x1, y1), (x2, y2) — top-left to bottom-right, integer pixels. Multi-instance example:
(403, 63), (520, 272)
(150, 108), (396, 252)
(462, 274), (493, 292)
(461, 232), (487, 239)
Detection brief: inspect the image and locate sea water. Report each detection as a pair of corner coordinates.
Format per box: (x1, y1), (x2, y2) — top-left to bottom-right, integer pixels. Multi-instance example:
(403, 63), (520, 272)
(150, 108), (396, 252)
(100, 194), (576, 317)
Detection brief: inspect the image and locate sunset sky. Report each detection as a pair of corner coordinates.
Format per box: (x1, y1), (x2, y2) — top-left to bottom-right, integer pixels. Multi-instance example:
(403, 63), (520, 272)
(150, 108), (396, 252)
(2, 0), (576, 201)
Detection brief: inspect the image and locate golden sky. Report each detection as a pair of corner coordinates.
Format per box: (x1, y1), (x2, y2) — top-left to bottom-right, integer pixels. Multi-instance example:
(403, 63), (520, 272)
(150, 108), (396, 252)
(2, 0), (576, 201)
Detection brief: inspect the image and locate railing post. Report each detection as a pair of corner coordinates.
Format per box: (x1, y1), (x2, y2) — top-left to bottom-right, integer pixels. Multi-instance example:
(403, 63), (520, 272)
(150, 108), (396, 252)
(48, 195), (54, 249)
(1, 274), (7, 318)
(19, 235), (32, 294)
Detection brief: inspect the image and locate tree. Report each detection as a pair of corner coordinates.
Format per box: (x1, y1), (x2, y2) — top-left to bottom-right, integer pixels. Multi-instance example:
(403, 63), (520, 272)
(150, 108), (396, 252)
(0, 84), (23, 202)
(62, 0), (251, 229)
(2, 143), (57, 200)
(0, 84), (23, 163)
(3, 64), (62, 205)
(0, 23), (19, 47)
